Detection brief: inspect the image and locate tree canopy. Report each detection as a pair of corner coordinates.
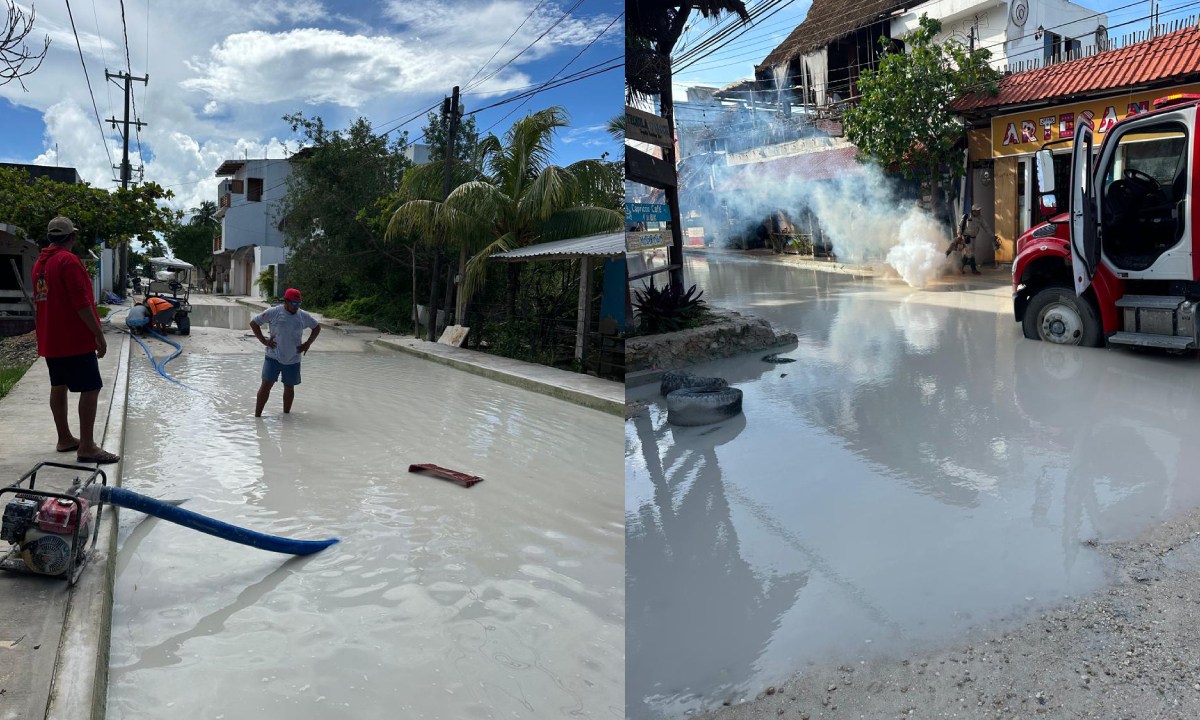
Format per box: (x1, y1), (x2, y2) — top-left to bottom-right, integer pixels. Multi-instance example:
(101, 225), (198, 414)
(0, 166), (177, 250)
(843, 15), (999, 182)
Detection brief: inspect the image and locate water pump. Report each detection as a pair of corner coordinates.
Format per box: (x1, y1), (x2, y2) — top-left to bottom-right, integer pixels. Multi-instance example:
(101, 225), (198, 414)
(0, 463), (106, 585)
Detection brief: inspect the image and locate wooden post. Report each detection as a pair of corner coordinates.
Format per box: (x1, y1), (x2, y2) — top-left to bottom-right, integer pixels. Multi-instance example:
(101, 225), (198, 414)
(575, 256), (591, 363)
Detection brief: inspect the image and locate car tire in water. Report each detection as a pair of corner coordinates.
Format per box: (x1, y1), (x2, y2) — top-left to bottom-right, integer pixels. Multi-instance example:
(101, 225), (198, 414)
(659, 371), (728, 396)
(1022, 285), (1102, 347)
(176, 314), (191, 336)
(666, 386), (744, 427)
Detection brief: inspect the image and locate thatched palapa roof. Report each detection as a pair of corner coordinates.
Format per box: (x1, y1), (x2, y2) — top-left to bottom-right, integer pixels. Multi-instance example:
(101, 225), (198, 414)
(759, 0), (912, 68)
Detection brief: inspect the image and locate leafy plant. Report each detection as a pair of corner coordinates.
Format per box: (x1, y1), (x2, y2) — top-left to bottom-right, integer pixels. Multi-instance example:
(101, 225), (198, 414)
(633, 279), (706, 334)
(257, 266), (275, 297)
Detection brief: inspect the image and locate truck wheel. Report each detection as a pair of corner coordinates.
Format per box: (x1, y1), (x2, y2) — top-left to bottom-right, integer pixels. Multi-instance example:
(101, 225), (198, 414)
(176, 314), (191, 336)
(1022, 285), (1102, 347)
(667, 387), (743, 426)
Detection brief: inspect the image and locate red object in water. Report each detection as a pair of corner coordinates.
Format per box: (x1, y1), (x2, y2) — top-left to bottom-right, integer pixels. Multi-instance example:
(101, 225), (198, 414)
(408, 464), (484, 488)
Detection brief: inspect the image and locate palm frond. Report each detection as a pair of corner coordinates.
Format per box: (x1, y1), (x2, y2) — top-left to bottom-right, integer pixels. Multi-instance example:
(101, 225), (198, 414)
(516, 165), (576, 223)
(538, 206), (623, 242)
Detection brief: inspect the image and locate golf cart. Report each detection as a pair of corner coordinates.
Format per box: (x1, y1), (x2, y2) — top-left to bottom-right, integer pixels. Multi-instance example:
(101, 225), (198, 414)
(143, 257), (193, 335)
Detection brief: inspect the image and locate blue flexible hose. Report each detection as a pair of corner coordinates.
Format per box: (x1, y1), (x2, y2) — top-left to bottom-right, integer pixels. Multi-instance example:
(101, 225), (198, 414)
(84, 485), (338, 555)
(125, 327), (195, 391)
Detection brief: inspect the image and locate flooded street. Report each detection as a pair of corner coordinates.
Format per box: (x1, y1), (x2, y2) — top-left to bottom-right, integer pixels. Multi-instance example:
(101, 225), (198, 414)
(626, 255), (1200, 719)
(108, 301), (623, 719)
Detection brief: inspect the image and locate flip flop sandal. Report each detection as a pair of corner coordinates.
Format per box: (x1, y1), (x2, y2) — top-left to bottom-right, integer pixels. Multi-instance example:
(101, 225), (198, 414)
(77, 450), (121, 465)
(56, 443), (80, 453)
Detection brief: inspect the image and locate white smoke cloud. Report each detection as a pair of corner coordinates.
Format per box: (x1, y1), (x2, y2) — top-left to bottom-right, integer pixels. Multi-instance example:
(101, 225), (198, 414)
(711, 154), (959, 288)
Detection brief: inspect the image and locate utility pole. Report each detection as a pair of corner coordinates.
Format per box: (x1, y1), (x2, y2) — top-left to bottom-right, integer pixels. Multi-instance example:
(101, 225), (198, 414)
(106, 69), (148, 298)
(428, 85), (460, 342)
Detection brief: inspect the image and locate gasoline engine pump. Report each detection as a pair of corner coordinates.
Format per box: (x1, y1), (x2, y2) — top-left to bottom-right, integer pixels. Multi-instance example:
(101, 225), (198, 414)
(0, 463), (106, 585)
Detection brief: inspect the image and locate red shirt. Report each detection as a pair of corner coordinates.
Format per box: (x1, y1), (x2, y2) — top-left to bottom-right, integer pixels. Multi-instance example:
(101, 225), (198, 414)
(32, 245), (100, 358)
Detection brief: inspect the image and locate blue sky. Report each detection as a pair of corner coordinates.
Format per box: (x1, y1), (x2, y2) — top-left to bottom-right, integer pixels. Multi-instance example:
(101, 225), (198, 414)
(0, 0), (621, 214)
(671, 0), (1176, 93)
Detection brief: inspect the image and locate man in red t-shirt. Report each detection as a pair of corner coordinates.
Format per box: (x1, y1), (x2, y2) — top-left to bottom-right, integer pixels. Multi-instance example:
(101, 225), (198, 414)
(32, 216), (120, 465)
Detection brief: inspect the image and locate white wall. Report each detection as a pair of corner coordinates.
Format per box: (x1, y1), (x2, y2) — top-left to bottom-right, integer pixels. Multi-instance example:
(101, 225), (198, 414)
(254, 246), (289, 298)
(218, 159), (294, 254)
(893, 0), (1107, 69)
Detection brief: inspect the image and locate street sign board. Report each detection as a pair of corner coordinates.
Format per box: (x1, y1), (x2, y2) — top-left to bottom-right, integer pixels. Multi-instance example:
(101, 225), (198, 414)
(626, 231), (670, 252)
(626, 147), (676, 189)
(625, 202), (671, 224)
(626, 106), (672, 147)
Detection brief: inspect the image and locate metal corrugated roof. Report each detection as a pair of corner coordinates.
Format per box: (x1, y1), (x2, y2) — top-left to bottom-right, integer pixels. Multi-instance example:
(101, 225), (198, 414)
(491, 232), (623, 262)
(955, 26), (1200, 113)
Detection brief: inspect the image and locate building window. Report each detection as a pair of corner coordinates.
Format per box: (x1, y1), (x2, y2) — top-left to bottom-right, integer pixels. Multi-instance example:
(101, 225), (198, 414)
(247, 177), (263, 202)
(231, 179), (244, 194)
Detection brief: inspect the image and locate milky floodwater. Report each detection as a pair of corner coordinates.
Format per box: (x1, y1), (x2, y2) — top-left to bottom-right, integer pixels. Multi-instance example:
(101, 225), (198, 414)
(108, 316), (623, 719)
(626, 255), (1200, 719)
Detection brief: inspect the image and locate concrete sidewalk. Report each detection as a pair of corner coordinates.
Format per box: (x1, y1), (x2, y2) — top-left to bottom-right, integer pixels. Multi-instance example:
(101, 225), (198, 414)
(233, 297), (624, 416)
(0, 324), (130, 720)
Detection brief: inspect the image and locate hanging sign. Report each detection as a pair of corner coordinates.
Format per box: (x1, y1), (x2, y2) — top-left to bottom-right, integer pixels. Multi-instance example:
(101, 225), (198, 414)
(626, 231), (669, 252)
(626, 146), (676, 189)
(626, 106), (672, 147)
(625, 202), (671, 224)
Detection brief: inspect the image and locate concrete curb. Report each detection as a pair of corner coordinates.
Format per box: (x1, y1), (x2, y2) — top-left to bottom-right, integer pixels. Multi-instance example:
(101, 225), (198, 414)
(375, 337), (623, 416)
(45, 332), (130, 720)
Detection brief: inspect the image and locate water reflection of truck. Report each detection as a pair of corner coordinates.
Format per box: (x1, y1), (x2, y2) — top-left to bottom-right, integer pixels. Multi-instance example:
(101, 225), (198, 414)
(1013, 94), (1200, 350)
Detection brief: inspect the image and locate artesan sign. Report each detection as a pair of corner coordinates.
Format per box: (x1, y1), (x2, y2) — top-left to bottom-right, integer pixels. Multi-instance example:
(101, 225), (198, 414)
(626, 106), (672, 147)
(990, 83), (1200, 156)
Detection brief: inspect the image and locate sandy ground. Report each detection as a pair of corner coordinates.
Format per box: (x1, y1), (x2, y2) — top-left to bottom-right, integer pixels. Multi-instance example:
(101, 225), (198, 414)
(699, 508), (1200, 720)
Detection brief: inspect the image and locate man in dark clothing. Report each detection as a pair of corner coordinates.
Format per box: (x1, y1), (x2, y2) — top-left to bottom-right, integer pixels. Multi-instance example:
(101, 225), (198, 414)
(32, 216), (120, 465)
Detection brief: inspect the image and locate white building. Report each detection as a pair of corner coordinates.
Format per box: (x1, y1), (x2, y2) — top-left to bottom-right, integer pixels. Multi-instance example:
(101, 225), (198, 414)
(892, 0), (1109, 72)
(213, 158), (294, 298)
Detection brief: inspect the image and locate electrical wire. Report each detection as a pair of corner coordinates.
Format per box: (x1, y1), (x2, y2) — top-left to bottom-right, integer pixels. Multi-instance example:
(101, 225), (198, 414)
(463, 0), (550, 90)
(64, 0), (116, 178)
(478, 12), (623, 135)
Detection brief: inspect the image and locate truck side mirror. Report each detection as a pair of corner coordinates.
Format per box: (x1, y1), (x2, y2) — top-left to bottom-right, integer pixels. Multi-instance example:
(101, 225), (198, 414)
(1035, 150), (1058, 219)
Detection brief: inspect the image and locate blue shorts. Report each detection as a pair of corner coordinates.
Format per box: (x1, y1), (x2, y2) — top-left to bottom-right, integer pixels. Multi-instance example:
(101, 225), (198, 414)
(127, 316), (149, 328)
(262, 357), (301, 386)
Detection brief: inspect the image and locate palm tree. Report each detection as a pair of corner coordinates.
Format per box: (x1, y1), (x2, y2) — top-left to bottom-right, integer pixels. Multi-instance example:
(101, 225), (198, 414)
(387, 106), (622, 323)
(188, 200), (220, 229)
(187, 200), (220, 288)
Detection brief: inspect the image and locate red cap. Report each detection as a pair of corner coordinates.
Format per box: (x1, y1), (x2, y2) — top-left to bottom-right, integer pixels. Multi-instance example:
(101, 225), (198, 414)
(283, 288), (302, 302)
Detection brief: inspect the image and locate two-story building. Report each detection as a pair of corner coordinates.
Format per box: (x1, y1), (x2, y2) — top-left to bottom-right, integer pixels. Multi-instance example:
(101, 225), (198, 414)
(212, 158), (294, 297)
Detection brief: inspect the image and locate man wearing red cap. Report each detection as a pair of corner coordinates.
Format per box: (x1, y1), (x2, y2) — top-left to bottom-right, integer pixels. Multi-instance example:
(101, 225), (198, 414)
(249, 287), (321, 416)
(31, 216), (120, 464)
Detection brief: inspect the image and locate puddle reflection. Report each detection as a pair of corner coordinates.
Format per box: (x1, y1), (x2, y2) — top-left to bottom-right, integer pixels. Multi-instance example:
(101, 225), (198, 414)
(626, 257), (1200, 719)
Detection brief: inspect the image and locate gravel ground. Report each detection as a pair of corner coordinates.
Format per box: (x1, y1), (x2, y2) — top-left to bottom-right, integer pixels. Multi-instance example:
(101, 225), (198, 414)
(0, 331), (38, 369)
(700, 510), (1200, 720)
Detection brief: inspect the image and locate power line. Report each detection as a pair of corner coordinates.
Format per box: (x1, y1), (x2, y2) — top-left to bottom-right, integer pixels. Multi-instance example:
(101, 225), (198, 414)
(467, 0), (587, 91)
(463, 0), (550, 90)
(118, 0), (145, 179)
(478, 12), (623, 135)
(64, 0), (115, 177)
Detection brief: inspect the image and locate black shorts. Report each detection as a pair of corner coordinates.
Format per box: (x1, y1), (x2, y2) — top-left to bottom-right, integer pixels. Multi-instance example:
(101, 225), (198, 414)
(45, 352), (103, 393)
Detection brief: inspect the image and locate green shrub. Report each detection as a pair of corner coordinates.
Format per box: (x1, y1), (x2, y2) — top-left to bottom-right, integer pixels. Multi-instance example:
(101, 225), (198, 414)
(632, 279), (707, 335)
(257, 266), (275, 297)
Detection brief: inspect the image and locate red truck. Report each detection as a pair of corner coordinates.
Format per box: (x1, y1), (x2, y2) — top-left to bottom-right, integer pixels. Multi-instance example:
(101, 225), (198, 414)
(1013, 93), (1200, 349)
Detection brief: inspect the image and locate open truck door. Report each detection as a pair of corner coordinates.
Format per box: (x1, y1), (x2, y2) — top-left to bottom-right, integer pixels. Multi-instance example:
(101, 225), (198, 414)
(1069, 119), (1098, 296)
